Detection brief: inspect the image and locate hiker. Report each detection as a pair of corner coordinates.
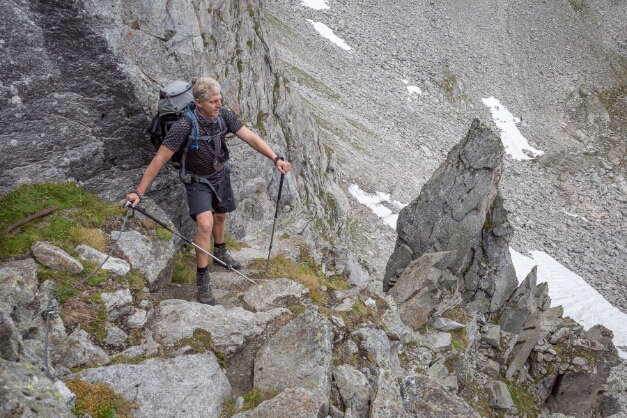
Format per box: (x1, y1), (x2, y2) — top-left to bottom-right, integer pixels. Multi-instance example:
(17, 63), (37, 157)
(125, 77), (291, 305)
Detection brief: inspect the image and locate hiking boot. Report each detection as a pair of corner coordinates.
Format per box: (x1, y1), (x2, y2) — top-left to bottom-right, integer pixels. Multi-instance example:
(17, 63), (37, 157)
(196, 270), (216, 306)
(213, 245), (242, 270)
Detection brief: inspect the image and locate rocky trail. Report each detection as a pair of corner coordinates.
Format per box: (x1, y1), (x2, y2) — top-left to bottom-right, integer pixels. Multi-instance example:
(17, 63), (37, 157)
(2, 122), (625, 417)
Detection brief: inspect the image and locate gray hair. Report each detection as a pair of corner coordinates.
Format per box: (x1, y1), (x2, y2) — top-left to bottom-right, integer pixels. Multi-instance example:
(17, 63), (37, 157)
(193, 77), (221, 101)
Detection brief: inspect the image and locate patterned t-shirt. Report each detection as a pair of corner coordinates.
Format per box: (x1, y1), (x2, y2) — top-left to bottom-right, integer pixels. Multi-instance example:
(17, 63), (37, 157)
(162, 107), (243, 186)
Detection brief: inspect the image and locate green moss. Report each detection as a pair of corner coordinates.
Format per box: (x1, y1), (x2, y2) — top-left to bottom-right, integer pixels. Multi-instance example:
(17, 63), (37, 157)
(66, 379), (139, 418)
(109, 354), (149, 365)
(281, 233), (290, 239)
(0, 183), (120, 259)
(156, 226), (172, 242)
(246, 40), (252, 48)
(124, 270), (146, 292)
(351, 299), (369, 316)
(254, 112), (268, 136)
(240, 388), (279, 412)
(224, 235), (250, 251)
(38, 267), (82, 304)
(460, 375), (494, 417)
(504, 380), (542, 417)
(172, 247), (197, 285)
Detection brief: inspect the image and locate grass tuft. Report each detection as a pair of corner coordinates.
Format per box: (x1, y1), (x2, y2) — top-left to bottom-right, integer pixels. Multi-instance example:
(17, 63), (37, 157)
(69, 227), (108, 251)
(66, 379), (139, 418)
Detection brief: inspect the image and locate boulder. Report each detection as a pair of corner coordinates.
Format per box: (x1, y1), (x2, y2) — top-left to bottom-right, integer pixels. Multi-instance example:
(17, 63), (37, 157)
(53, 380), (76, 409)
(253, 306), (332, 414)
(345, 251), (371, 289)
(0, 358), (74, 417)
(113, 229), (177, 291)
(31, 241), (83, 274)
(497, 266), (538, 335)
(232, 387), (325, 418)
(389, 252), (455, 304)
(100, 288), (133, 321)
(433, 317), (465, 332)
(489, 381), (515, 410)
(401, 374), (480, 417)
(126, 308), (148, 329)
(370, 367), (405, 417)
(53, 327), (109, 369)
(333, 364), (371, 418)
(104, 326), (128, 346)
(242, 278), (309, 311)
(76, 245), (131, 276)
(0, 259), (37, 312)
(77, 352), (231, 418)
(0, 309), (21, 361)
(384, 120), (518, 311)
(332, 288), (359, 312)
(122, 329), (160, 359)
(151, 299), (289, 357)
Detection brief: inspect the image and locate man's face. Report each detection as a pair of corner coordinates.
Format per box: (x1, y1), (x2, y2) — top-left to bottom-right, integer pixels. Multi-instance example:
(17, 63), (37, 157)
(196, 93), (222, 119)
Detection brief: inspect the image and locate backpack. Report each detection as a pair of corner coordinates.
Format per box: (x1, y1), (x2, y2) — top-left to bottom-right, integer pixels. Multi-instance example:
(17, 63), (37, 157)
(145, 80), (228, 173)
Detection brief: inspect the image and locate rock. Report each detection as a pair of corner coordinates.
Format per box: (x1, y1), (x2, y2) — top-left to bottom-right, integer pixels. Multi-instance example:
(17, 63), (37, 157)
(76, 245), (130, 276)
(596, 391), (621, 417)
(104, 326), (128, 346)
(100, 288), (133, 321)
(242, 278), (309, 311)
(333, 288), (359, 311)
(126, 308), (148, 329)
(77, 352), (230, 418)
(54, 380), (76, 409)
(427, 359), (449, 379)
(370, 367), (405, 417)
(351, 328), (395, 368)
(433, 317), (465, 331)
(232, 387), (325, 418)
(401, 374), (480, 417)
(423, 331), (452, 352)
(489, 381), (515, 410)
(0, 259), (37, 311)
(497, 266), (538, 335)
(389, 252), (455, 304)
(113, 229), (178, 291)
(345, 252), (370, 289)
(330, 316), (346, 328)
(0, 358), (74, 417)
(329, 404), (344, 418)
(151, 299), (289, 357)
(122, 330), (159, 358)
(382, 243), (412, 292)
(333, 364), (371, 417)
(0, 309), (21, 361)
(254, 306), (332, 414)
(347, 339), (359, 354)
(387, 121), (516, 312)
(399, 290), (432, 330)
(53, 327), (109, 369)
(483, 359), (501, 380)
(481, 324), (501, 349)
(31, 241), (83, 274)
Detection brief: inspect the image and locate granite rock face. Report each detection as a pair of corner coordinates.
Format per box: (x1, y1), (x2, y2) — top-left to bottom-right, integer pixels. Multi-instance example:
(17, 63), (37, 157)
(150, 299), (289, 356)
(232, 387), (325, 418)
(253, 306), (333, 414)
(0, 358), (74, 417)
(0, 0), (346, 241)
(77, 353), (231, 418)
(401, 374), (480, 417)
(31, 242), (83, 274)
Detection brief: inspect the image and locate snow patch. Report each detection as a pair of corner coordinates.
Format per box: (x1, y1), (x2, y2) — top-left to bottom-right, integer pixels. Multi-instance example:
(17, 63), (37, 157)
(482, 97), (544, 161)
(510, 248), (627, 359)
(348, 184), (406, 229)
(301, 0), (329, 9)
(306, 20), (351, 51)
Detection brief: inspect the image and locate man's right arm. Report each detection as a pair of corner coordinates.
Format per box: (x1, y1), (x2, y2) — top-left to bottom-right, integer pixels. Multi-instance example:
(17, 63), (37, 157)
(125, 145), (175, 207)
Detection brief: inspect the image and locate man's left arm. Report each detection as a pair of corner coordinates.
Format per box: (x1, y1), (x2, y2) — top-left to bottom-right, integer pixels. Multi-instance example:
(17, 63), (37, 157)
(235, 126), (291, 174)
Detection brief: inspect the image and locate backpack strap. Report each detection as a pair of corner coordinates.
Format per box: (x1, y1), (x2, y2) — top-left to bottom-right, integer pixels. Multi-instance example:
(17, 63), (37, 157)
(179, 106), (230, 200)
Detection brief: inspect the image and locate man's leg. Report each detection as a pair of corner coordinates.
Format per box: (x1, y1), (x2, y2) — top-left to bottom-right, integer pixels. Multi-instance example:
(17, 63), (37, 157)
(195, 211), (215, 305)
(212, 212), (242, 270)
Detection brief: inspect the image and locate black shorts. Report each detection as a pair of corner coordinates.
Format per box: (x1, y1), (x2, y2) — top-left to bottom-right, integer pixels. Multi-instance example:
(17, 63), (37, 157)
(185, 170), (236, 221)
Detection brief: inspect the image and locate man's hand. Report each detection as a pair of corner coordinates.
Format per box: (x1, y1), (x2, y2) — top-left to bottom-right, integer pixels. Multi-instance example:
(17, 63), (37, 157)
(276, 159), (291, 174)
(124, 191), (142, 208)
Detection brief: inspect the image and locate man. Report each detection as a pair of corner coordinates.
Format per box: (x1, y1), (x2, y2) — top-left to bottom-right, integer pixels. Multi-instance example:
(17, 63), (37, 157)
(125, 77), (291, 305)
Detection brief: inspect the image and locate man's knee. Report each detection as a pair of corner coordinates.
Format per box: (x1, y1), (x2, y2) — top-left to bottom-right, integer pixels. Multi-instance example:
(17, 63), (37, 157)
(196, 212), (214, 235)
(213, 212), (227, 224)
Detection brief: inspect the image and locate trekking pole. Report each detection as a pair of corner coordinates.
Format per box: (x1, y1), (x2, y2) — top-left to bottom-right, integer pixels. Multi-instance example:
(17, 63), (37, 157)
(124, 202), (257, 285)
(266, 173), (285, 270)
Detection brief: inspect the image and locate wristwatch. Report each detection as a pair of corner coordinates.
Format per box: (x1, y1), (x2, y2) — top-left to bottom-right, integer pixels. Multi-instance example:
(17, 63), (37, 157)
(273, 156), (284, 166)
